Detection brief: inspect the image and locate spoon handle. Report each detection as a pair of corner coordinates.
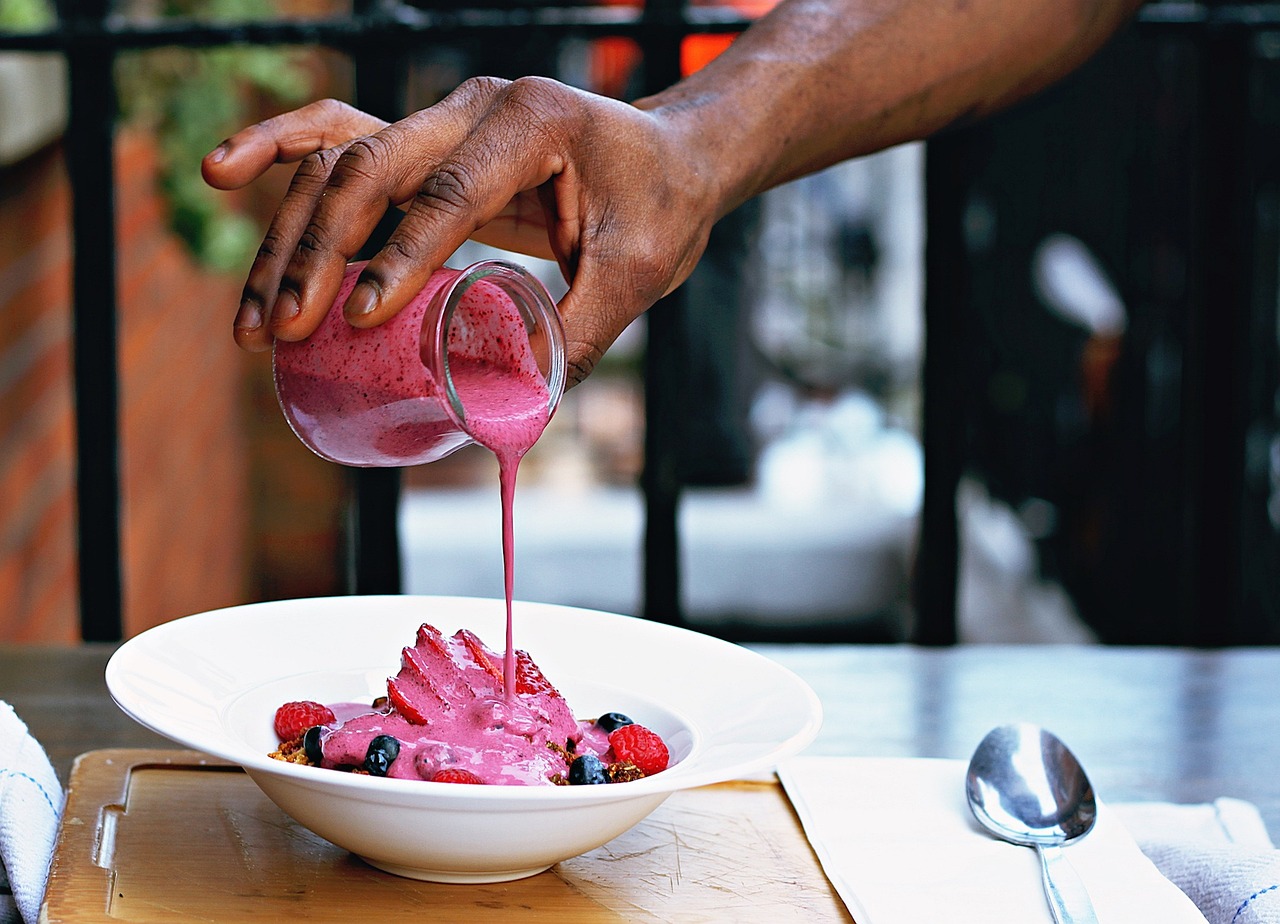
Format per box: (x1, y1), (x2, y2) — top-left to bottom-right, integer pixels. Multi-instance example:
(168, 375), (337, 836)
(1036, 845), (1099, 924)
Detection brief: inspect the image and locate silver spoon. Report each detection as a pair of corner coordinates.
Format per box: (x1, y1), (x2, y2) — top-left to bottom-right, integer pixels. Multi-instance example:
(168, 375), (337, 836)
(966, 723), (1100, 924)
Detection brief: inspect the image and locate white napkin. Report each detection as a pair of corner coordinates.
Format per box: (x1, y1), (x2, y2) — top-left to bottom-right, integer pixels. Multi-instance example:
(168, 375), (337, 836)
(1114, 800), (1280, 924)
(778, 756), (1208, 923)
(0, 702), (63, 924)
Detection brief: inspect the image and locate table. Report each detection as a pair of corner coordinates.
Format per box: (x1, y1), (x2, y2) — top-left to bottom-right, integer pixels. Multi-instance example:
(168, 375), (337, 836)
(4, 643), (1278, 838)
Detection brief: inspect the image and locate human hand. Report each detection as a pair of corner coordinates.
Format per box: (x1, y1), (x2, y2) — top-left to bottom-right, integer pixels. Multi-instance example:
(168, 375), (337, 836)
(201, 78), (719, 384)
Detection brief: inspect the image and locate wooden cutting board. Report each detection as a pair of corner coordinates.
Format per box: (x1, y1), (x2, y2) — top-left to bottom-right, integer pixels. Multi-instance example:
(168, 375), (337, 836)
(42, 749), (853, 922)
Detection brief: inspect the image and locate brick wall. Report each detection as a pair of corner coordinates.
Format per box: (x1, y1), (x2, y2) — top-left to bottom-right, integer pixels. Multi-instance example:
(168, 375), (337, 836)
(0, 143), (77, 641)
(0, 130), (347, 642)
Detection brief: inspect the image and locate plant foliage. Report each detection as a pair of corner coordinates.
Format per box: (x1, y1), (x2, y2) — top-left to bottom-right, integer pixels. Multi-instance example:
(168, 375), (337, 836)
(117, 0), (315, 271)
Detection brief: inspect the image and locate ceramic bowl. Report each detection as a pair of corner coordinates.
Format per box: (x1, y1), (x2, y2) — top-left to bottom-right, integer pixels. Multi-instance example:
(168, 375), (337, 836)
(106, 595), (822, 883)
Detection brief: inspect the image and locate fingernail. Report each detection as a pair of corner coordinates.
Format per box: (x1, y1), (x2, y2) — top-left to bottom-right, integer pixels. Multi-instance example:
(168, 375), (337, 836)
(272, 291), (300, 323)
(235, 299), (263, 331)
(344, 282), (378, 319)
(207, 143), (228, 164)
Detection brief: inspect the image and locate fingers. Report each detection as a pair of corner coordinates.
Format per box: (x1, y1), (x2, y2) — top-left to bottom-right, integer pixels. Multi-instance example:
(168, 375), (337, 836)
(344, 78), (570, 328)
(268, 98), (499, 337)
(202, 99), (389, 351)
(230, 80), (519, 346)
(255, 134), (421, 345)
(201, 99), (387, 190)
(209, 77), (712, 382)
(233, 143), (354, 351)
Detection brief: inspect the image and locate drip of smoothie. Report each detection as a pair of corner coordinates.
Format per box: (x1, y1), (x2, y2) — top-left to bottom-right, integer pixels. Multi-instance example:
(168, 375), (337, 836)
(447, 357), (550, 701)
(276, 263), (556, 701)
(442, 277), (552, 701)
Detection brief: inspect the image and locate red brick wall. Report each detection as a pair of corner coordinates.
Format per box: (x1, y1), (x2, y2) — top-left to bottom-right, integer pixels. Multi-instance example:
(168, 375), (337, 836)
(0, 142), (79, 642)
(0, 131), (263, 641)
(115, 132), (254, 637)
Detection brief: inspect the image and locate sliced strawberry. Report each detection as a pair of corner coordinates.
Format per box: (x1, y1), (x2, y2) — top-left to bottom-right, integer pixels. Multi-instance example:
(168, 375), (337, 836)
(386, 676), (432, 724)
(405, 641), (473, 704)
(513, 648), (563, 700)
(431, 768), (485, 784)
(413, 623), (452, 660)
(456, 629), (505, 684)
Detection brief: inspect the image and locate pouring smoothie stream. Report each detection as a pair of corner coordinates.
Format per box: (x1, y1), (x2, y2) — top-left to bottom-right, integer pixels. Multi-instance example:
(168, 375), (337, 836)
(273, 259), (566, 700)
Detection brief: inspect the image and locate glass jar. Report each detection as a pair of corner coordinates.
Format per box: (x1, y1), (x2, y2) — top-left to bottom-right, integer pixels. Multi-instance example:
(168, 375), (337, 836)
(273, 260), (565, 467)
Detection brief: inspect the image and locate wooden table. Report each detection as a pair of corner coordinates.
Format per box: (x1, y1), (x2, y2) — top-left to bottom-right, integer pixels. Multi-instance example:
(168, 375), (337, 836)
(4, 641), (1279, 838)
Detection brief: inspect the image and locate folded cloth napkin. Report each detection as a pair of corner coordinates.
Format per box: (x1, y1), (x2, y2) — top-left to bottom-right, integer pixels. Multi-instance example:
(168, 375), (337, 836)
(778, 756), (1209, 923)
(0, 702), (63, 924)
(1114, 799), (1280, 924)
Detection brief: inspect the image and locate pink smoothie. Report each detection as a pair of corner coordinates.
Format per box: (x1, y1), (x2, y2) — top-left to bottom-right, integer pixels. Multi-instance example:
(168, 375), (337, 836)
(315, 623), (612, 785)
(273, 262), (551, 469)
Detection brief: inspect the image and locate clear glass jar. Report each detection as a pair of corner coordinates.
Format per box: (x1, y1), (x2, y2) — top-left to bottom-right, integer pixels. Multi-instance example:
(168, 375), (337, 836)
(273, 260), (565, 467)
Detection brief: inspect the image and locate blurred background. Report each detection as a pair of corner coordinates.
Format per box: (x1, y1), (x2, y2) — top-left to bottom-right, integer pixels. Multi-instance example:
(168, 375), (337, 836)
(1, 0), (1277, 646)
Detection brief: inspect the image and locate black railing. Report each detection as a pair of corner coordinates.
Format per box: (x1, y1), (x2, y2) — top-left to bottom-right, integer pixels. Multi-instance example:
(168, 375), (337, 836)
(3, 0), (755, 643)
(3, 1), (1280, 644)
(917, 3), (1280, 645)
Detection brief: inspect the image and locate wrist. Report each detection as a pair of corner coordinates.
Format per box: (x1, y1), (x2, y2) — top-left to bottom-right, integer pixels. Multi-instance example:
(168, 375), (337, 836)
(633, 80), (773, 222)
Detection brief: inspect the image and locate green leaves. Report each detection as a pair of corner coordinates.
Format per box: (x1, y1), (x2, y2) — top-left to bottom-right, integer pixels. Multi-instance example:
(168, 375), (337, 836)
(0, 0), (55, 32)
(116, 0), (316, 271)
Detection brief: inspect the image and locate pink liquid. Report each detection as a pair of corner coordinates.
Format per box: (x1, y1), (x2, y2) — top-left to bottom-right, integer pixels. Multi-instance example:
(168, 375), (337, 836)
(451, 357), (550, 700)
(275, 263), (555, 700)
(318, 626), (613, 785)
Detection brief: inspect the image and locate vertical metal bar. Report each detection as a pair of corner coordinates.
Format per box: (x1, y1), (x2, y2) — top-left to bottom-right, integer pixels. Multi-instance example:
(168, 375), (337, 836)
(347, 1), (409, 596)
(639, 0), (687, 625)
(1114, 31), (1198, 644)
(913, 134), (975, 646)
(1185, 25), (1252, 644)
(1244, 31), (1280, 642)
(61, 0), (124, 640)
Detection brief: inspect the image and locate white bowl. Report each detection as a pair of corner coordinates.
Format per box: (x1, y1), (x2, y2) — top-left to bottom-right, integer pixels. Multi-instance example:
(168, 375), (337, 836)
(106, 595), (822, 883)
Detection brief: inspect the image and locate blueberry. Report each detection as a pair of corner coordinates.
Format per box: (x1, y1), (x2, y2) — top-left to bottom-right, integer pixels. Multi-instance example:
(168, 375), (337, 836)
(596, 712), (634, 733)
(363, 735), (401, 776)
(303, 726), (324, 764)
(568, 754), (609, 785)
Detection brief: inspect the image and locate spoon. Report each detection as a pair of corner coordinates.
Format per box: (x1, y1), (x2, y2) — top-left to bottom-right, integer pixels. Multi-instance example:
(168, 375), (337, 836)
(966, 723), (1099, 924)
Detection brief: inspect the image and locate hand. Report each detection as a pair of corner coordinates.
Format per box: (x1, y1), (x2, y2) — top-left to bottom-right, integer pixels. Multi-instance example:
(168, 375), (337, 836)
(201, 78), (719, 385)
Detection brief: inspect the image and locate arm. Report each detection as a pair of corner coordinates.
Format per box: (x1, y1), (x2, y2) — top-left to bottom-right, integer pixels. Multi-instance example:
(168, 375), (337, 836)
(639, 0), (1144, 216)
(202, 0), (1142, 384)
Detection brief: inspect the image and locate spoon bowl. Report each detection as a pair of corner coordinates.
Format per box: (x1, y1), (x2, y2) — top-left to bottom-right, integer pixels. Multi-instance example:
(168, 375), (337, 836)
(966, 723), (1099, 923)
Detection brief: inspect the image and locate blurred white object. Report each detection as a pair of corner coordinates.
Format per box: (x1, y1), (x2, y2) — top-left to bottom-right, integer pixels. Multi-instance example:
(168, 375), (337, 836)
(0, 54), (66, 166)
(957, 479), (1096, 644)
(1032, 233), (1127, 336)
(402, 479), (916, 630)
(0, 701), (63, 924)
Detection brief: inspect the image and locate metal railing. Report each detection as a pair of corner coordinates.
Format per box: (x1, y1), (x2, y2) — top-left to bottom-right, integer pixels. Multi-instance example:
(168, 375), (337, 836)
(1, 0), (754, 642)
(3, 1), (1279, 644)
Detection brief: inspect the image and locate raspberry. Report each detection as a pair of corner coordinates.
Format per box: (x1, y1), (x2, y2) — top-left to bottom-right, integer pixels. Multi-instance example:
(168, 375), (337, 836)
(608, 724), (669, 776)
(273, 700), (336, 742)
(432, 768), (485, 784)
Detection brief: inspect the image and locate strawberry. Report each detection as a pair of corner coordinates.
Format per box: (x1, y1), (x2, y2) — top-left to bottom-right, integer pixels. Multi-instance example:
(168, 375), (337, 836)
(454, 629), (567, 703)
(457, 629), (505, 684)
(608, 724), (669, 776)
(273, 700), (336, 742)
(432, 768), (485, 784)
(386, 677), (432, 725)
(513, 648), (563, 699)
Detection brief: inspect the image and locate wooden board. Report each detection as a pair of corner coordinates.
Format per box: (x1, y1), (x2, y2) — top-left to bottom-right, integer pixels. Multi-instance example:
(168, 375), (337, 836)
(42, 750), (853, 923)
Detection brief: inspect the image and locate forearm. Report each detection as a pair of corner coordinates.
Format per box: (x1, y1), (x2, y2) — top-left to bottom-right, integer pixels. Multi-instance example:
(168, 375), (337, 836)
(637, 0), (1143, 219)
